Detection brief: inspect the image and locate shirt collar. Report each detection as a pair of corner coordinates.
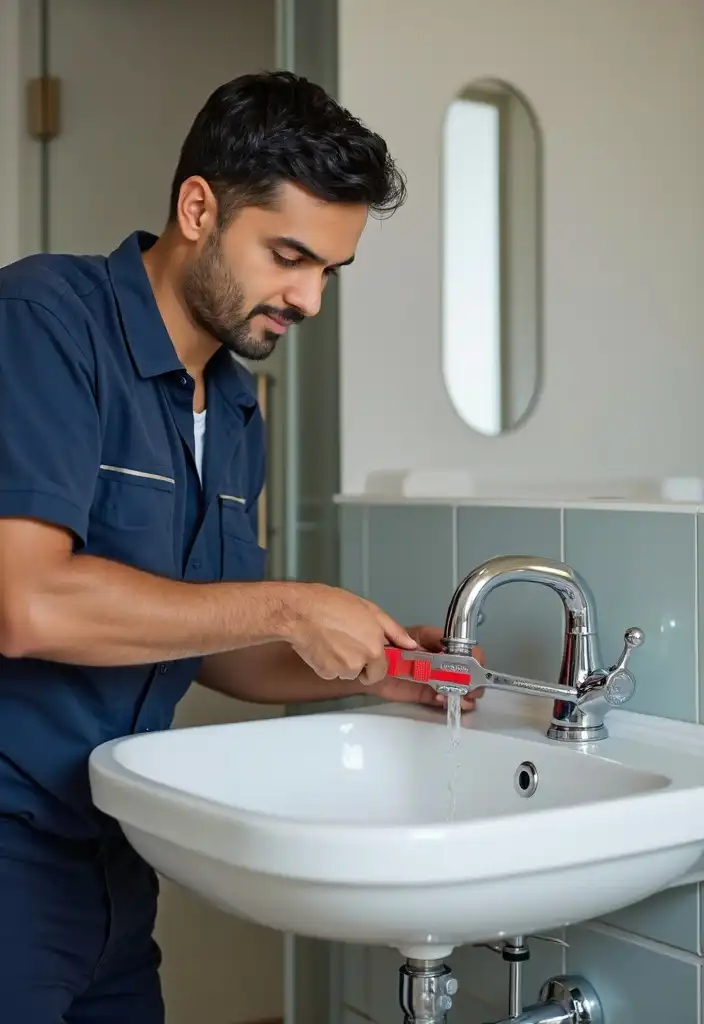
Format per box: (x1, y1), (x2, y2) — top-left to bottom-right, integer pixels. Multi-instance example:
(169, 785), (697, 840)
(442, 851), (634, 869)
(208, 346), (259, 417)
(107, 231), (183, 379)
(107, 231), (257, 413)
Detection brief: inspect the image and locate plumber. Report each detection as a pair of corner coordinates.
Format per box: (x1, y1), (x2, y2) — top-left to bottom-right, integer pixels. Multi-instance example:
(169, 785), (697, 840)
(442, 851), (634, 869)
(0, 72), (480, 1023)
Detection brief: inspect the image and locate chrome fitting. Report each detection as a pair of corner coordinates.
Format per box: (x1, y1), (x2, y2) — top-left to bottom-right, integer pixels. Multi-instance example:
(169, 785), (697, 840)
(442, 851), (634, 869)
(399, 957), (459, 1023)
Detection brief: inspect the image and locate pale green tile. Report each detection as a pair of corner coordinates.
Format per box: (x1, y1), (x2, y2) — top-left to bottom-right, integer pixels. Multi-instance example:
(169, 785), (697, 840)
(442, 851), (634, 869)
(600, 884), (698, 953)
(457, 507), (563, 679)
(339, 504), (366, 596)
(461, 992), (505, 1023)
(564, 510), (696, 722)
(367, 505), (454, 628)
(567, 926), (698, 1023)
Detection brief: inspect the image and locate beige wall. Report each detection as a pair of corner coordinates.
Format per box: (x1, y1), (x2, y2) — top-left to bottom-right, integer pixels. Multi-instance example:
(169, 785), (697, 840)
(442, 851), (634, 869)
(339, 0), (704, 493)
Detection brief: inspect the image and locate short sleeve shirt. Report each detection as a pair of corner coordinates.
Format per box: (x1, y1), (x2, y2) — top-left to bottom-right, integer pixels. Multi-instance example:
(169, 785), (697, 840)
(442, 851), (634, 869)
(0, 231), (267, 839)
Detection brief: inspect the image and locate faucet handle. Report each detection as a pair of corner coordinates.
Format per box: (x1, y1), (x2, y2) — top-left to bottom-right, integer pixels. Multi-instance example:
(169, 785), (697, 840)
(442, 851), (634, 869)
(602, 627), (645, 706)
(619, 626), (646, 658)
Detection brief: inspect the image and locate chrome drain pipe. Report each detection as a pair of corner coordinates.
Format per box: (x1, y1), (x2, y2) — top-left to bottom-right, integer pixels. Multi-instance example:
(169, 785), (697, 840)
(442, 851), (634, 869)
(399, 958), (459, 1023)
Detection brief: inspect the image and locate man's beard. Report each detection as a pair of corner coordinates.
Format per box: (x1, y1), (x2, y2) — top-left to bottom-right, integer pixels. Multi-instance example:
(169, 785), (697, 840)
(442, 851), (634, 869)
(182, 231), (303, 360)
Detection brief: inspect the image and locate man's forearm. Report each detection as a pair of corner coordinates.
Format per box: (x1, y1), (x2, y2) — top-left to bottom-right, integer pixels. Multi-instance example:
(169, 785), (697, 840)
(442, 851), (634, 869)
(198, 642), (365, 704)
(9, 552), (298, 667)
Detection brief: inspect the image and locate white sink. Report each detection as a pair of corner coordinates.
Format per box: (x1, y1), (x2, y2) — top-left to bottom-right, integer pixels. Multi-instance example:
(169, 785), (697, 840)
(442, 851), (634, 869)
(89, 695), (704, 959)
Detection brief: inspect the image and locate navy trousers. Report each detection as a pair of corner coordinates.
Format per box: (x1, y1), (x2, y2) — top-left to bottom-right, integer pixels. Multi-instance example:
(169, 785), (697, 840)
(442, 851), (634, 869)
(0, 817), (163, 1023)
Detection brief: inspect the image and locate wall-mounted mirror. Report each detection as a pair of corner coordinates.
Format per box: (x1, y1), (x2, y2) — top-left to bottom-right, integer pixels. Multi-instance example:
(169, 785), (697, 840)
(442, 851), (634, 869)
(441, 79), (543, 437)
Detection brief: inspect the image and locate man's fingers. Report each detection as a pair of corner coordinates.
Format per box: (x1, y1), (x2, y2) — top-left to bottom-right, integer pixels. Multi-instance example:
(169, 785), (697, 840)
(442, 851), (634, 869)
(364, 655), (389, 686)
(358, 653), (390, 686)
(407, 624), (444, 652)
(381, 614), (418, 650)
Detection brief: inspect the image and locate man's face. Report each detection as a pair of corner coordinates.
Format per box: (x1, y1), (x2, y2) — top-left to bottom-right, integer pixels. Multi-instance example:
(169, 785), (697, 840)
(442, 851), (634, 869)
(182, 182), (368, 360)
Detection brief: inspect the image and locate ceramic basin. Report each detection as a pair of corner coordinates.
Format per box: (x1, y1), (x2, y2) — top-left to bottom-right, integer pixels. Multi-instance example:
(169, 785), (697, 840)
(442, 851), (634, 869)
(89, 694), (704, 959)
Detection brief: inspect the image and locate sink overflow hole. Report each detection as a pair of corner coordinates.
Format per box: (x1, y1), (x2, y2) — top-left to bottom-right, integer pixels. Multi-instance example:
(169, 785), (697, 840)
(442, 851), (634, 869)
(515, 761), (539, 797)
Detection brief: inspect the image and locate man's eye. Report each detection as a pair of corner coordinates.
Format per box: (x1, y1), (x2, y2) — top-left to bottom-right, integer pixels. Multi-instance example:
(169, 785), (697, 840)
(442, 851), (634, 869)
(273, 251), (300, 268)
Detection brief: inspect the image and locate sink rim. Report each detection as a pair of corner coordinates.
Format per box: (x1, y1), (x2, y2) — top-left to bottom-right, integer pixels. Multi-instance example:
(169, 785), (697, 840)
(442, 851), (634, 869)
(89, 697), (704, 887)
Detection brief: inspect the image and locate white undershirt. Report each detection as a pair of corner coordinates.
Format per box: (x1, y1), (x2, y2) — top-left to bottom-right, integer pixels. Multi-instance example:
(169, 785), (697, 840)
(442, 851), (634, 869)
(193, 409), (206, 483)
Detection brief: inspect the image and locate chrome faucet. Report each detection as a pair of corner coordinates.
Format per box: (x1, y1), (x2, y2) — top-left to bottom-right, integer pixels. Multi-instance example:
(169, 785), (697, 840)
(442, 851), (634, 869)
(392, 555), (644, 742)
(445, 555), (644, 742)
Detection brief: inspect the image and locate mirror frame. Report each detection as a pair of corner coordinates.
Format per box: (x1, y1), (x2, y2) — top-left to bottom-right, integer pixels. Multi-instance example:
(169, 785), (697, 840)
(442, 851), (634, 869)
(439, 77), (545, 438)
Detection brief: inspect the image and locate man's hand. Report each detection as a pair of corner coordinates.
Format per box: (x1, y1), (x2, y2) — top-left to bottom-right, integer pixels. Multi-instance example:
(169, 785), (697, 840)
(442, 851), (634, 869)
(285, 584), (418, 685)
(364, 624), (485, 713)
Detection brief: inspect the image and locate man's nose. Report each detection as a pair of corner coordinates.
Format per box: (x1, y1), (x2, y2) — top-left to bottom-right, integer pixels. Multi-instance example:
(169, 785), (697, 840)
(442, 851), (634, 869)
(284, 275), (324, 319)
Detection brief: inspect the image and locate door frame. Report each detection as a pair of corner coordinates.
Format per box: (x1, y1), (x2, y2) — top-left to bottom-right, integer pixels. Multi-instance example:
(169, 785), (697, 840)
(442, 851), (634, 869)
(0, 0), (24, 266)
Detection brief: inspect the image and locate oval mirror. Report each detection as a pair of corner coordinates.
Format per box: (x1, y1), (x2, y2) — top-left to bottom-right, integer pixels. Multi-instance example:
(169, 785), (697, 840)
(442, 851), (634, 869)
(441, 79), (543, 436)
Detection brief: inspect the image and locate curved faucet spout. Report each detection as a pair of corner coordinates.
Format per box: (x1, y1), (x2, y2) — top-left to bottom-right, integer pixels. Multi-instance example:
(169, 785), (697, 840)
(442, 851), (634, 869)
(438, 553), (643, 743)
(443, 555), (599, 652)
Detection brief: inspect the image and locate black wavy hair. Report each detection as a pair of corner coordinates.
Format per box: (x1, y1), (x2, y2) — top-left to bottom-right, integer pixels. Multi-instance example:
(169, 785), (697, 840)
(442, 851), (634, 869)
(169, 70), (407, 225)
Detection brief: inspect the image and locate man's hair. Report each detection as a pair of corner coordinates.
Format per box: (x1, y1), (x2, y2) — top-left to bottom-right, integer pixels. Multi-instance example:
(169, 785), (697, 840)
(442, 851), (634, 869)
(169, 70), (407, 225)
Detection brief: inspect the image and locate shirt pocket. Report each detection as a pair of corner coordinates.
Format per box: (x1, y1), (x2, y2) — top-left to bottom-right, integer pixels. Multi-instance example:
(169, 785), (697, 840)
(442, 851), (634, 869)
(219, 494), (267, 582)
(86, 464), (176, 574)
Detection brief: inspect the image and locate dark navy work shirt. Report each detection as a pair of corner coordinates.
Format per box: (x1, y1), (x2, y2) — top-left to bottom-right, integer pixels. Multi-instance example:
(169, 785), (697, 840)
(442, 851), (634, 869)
(0, 231), (267, 840)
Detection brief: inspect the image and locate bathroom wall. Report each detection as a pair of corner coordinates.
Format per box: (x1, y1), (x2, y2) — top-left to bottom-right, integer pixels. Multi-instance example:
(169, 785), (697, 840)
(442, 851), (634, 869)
(335, 496), (704, 1023)
(335, 6), (704, 1010)
(337, 0), (704, 493)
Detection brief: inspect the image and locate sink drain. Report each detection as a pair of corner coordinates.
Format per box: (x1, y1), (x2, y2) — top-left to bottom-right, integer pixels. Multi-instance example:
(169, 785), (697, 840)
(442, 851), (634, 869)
(514, 761), (539, 797)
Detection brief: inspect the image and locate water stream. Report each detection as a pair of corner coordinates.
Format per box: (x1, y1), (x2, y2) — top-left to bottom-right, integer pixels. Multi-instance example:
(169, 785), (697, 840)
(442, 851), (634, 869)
(446, 693), (463, 821)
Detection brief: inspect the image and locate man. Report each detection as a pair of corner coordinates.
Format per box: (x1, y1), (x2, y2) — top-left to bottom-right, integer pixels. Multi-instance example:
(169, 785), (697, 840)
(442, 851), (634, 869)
(0, 71), (478, 1022)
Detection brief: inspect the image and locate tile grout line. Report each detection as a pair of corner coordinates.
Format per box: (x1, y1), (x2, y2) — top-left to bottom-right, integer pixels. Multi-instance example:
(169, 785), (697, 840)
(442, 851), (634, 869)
(695, 513), (701, 1000)
(451, 505), (459, 589)
(584, 920), (704, 966)
(695, 868), (699, 962)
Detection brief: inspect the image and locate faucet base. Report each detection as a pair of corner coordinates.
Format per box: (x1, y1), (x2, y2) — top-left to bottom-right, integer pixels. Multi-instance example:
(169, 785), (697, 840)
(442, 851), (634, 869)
(547, 721), (608, 743)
